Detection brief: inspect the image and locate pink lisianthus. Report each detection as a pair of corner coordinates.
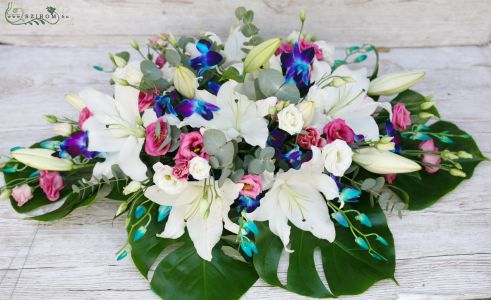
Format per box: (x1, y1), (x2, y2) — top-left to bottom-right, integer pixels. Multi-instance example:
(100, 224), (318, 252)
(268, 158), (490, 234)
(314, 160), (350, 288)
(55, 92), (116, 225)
(323, 118), (355, 144)
(155, 55), (166, 69)
(419, 139), (441, 174)
(145, 118), (171, 156)
(275, 39), (323, 61)
(392, 103), (412, 131)
(297, 127), (321, 150)
(78, 107), (92, 131)
(175, 131), (209, 161)
(11, 184), (33, 207)
(172, 159), (190, 180)
(138, 89), (158, 112)
(39, 171), (64, 201)
(383, 174), (397, 184)
(239, 175), (263, 199)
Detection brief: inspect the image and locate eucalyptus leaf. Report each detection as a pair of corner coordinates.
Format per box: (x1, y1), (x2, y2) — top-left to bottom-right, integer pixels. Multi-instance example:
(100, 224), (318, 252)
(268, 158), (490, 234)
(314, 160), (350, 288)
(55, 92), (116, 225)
(141, 60), (163, 81)
(257, 69), (285, 97)
(164, 49), (181, 67)
(275, 83), (300, 103)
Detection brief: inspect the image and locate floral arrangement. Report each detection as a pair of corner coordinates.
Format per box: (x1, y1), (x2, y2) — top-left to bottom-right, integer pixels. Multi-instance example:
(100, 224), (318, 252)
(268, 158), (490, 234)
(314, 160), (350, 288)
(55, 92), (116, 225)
(0, 7), (486, 300)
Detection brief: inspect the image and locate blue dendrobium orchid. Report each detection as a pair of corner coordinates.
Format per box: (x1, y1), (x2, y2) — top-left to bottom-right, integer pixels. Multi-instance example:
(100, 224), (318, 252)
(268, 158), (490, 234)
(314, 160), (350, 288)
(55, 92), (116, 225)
(283, 145), (303, 169)
(281, 42), (315, 89)
(189, 39), (223, 75)
(236, 195), (261, 213)
(153, 91), (178, 117)
(207, 81), (221, 95)
(174, 99), (220, 121)
(385, 120), (402, 152)
(57, 131), (99, 159)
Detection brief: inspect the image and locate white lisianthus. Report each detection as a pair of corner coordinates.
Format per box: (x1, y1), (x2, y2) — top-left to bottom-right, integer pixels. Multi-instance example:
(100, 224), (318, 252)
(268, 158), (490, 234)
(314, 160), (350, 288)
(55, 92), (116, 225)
(321, 140), (353, 176)
(123, 181), (142, 195)
(353, 147), (422, 174)
(112, 61), (143, 86)
(278, 104), (304, 135)
(53, 123), (73, 137)
(152, 162), (187, 194)
(296, 101), (315, 126)
(189, 157), (211, 180)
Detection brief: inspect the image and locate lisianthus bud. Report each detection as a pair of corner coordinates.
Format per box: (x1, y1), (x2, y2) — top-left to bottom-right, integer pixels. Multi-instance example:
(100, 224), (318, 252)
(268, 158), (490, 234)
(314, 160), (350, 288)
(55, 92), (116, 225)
(296, 101), (315, 125)
(450, 168), (466, 177)
(123, 181), (142, 195)
(44, 115), (58, 124)
(420, 101), (435, 110)
(0, 188), (11, 199)
(112, 77), (129, 86)
(375, 137), (395, 151)
(299, 9), (306, 22)
(353, 147), (421, 174)
(418, 112), (435, 119)
(64, 93), (85, 111)
(368, 71), (425, 96)
(110, 53), (127, 68)
(329, 76), (355, 88)
(11, 148), (73, 171)
(168, 32), (178, 48)
(441, 150), (459, 161)
(457, 151), (473, 159)
(53, 123), (73, 137)
(243, 38), (281, 73)
(174, 66), (197, 99)
(130, 39), (139, 50)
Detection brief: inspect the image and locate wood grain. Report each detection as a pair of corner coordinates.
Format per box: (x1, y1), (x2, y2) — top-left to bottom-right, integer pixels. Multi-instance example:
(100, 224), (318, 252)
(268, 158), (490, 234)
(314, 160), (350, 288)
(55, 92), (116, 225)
(0, 0), (490, 47)
(0, 44), (490, 299)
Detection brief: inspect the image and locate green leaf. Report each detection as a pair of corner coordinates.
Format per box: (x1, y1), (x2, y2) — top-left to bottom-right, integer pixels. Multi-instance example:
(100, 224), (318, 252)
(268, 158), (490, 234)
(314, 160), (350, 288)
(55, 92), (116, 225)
(140, 60), (163, 81)
(275, 83), (300, 103)
(220, 67), (242, 82)
(394, 120), (485, 210)
(115, 51), (130, 63)
(235, 6), (247, 20)
(164, 49), (182, 67)
(254, 199), (395, 297)
(257, 69), (285, 97)
(203, 129), (227, 155)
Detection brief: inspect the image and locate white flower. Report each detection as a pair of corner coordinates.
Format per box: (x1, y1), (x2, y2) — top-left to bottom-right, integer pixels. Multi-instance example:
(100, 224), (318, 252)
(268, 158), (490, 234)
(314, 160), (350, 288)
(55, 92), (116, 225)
(53, 123), (73, 137)
(144, 178), (243, 261)
(321, 140), (353, 176)
(353, 147), (422, 174)
(112, 61), (143, 86)
(11, 148), (73, 171)
(123, 181), (142, 195)
(152, 162), (187, 194)
(189, 157), (211, 180)
(81, 86), (148, 181)
(368, 71), (425, 96)
(248, 147), (339, 251)
(309, 66), (391, 141)
(278, 104), (304, 135)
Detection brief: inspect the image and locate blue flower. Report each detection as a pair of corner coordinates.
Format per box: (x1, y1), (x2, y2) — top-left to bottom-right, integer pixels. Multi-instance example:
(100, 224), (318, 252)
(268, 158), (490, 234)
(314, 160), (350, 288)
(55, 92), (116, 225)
(133, 226), (147, 241)
(240, 240), (258, 257)
(243, 221), (259, 236)
(385, 120), (401, 152)
(355, 213), (372, 227)
(281, 42), (315, 89)
(189, 39), (223, 75)
(174, 99), (220, 120)
(158, 205), (171, 222)
(284, 145), (303, 169)
(339, 187), (361, 203)
(355, 236), (369, 250)
(153, 91), (178, 117)
(331, 211), (349, 228)
(135, 205), (146, 219)
(207, 81), (221, 95)
(236, 195), (261, 213)
(57, 131), (98, 159)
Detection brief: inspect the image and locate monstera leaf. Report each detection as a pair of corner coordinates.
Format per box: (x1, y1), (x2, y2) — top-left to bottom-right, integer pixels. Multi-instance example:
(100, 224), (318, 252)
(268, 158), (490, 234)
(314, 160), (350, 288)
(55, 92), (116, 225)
(126, 199), (258, 300)
(253, 198), (395, 297)
(395, 120), (486, 210)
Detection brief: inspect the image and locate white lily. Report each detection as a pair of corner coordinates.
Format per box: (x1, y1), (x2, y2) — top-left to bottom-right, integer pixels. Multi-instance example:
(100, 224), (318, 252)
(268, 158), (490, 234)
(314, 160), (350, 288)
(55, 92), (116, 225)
(144, 178), (243, 261)
(81, 85), (149, 181)
(309, 66), (391, 141)
(248, 147), (339, 251)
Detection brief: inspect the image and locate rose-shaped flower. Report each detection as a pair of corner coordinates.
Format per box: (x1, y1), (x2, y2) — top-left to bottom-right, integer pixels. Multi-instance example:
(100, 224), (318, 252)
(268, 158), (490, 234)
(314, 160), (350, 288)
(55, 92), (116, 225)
(419, 139), (441, 173)
(39, 170), (64, 201)
(172, 159), (190, 180)
(153, 162), (187, 194)
(78, 107), (92, 131)
(321, 139), (353, 176)
(155, 55), (166, 69)
(239, 174), (263, 199)
(278, 104), (304, 135)
(297, 127), (320, 150)
(175, 131), (208, 160)
(323, 118), (355, 144)
(384, 174), (397, 184)
(138, 91), (156, 112)
(188, 156), (211, 180)
(145, 118), (171, 156)
(392, 103), (412, 131)
(11, 184), (33, 207)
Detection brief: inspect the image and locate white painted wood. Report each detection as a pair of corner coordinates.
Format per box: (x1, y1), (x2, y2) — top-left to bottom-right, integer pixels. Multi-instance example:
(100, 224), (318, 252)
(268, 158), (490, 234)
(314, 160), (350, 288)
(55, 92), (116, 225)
(0, 0), (490, 47)
(0, 44), (491, 299)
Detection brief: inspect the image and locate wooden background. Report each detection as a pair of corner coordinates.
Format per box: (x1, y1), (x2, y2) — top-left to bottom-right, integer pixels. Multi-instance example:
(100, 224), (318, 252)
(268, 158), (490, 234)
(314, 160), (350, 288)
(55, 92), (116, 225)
(1, 1), (491, 299)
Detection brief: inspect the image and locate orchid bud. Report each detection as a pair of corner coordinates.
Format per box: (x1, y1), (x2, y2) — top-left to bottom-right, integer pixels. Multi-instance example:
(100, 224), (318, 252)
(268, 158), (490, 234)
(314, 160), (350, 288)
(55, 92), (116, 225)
(457, 151), (473, 159)
(174, 66), (198, 99)
(243, 38), (281, 73)
(368, 71), (425, 96)
(44, 115), (58, 124)
(64, 93), (85, 111)
(11, 148), (73, 171)
(123, 181), (142, 195)
(420, 101), (435, 110)
(296, 101), (315, 125)
(353, 147), (421, 174)
(53, 123), (73, 137)
(450, 168), (466, 177)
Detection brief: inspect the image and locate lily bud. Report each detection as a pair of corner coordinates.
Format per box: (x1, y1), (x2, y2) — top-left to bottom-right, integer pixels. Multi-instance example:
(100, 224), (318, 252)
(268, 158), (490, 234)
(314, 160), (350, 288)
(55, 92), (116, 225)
(123, 181), (142, 195)
(53, 123), (73, 137)
(368, 71), (425, 96)
(296, 101), (315, 125)
(64, 93), (85, 111)
(174, 66), (198, 99)
(243, 38), (281, 74)
(457, 151), (473, 159)
(353, 147), (421, 174)
(450, 168), (466, 177)
(11, 148), (73, 171)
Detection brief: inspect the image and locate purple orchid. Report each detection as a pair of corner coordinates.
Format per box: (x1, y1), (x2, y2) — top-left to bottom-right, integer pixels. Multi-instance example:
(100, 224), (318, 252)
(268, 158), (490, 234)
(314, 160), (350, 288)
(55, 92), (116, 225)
(174, 99), (220, 121)
(57, 131), (98, 159)
(189, 39), (223, 75)
(385, 120), (402, 152)
(280, 42), (315, 89)
(153, 91), (179, 117)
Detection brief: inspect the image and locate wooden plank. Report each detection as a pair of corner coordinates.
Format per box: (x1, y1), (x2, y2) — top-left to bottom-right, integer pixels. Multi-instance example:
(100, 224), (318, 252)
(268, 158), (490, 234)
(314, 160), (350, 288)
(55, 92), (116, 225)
(0, 44), (490, 299)
(0, 0), (490, 47)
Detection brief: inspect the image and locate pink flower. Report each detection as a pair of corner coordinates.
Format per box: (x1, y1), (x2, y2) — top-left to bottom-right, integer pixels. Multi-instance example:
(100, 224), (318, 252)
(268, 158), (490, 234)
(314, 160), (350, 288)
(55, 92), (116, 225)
(239, 175), (263, 198)
(11, 184), (33, 207)
(392, 103), (412, 131)
(419, 139), (441, 174)
(172, 159), (190, 180)
(138, 90), (157, 112)
(297, 127), (321, 150)
(78, 107), (92, 131)
(155, 55), (166, 69)
(323, 119), (355, 144)
(175, 131), (209, 161)
(275, 39), (323, 61)
(39, 171), (64, 201)
(145, 118), (171, 156)
(275, 42), (293, 56)
(384, 174), (397, 184)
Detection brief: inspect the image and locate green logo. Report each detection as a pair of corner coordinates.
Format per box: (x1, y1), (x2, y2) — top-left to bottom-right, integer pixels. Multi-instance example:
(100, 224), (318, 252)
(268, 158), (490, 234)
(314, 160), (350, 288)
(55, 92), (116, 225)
(5, 2), (69, 25)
